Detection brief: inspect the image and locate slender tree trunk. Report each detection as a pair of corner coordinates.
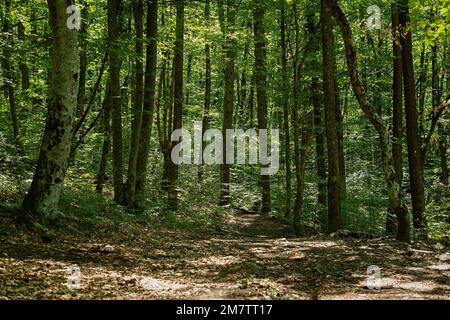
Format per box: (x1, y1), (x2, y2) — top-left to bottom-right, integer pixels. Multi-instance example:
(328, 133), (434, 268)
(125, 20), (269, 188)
(126, 0), (144, 207)
(96, 82), (112, 194)
(135, 0), (158, 207)
(163, 60), (174, 190)
(22, 0), (78, 217)
(334, 57), (346, 196)
(219, 0), (237, 206)
(432, 45), (449, 186)
(309, 9), (327, 225)
(253, 0), (271, 214)
(387, 5), (404, 235)
(156, 57), (167, 154)
(18, 19), (29, 90)
(280, 0), (291, 219)
(108, 0), (125, 205)
(321, 0), (342, 234)
(185, 53), (192, 106)
(312, 74), (327, 227)
(331, 0), (410, 242)
(290, 4), (312, 235)
(438, 122), (449, 185)
(418, 44), (428, 134)
(199, 0), (212, 182)
(248, 74), (255, 128)
(167, 0), (184, 211)
(2, 0), (22, 152)
(399, 0), (427, 236)
(77, 0), (88, 117)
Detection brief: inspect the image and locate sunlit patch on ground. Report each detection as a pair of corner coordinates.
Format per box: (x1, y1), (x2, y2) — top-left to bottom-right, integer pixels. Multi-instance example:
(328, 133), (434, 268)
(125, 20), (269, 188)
(1, 213), (450, 300)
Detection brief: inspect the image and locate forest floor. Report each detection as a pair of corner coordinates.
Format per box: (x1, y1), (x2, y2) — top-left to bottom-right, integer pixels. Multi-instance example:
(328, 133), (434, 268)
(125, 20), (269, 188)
(1, 208), (450, 300)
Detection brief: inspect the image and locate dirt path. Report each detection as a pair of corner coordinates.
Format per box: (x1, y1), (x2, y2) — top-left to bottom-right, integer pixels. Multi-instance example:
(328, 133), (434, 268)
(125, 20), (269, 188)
(1, 212), (450, 300)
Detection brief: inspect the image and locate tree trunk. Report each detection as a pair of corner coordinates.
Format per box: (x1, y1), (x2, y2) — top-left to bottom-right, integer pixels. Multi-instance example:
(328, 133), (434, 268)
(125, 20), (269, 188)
(125, 0), (144, 207)
(167, 0), (184, 211)
(77, 0), (89, 117)
(108, 0), (125, 205)
(253, 1), (271, 214)
(432, 45), (449, 186)
(185, 53), (192, 106)
(2, 0), (22, 152)
(198, 0), (212, 183)
(21, 0), (78, 217)
(280, 0), (292, 219)
(135, 0), (158, 207)
(399, 0), (427, 236)
(309, 9), (327, 225)
(18, 19), (30, 90)
(438, 122), (449, 185)
(219, 0), (237, 206)
(306, 10), (327, 224)
(387, 5), (404, 235)
(331, 0), (410, 242)
(313, 78), (327, 209)
(321, 0), (342, 234)
(96, 82), (112, 194)
(418, 44), (428, 134)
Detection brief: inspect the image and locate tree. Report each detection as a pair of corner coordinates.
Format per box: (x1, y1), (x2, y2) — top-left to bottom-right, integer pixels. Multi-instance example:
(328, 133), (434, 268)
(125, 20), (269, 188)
(321, 0), (342, 233)
(96, 82), (112, 194)
(331, 0), (410, 242)
(135, 0), (159, 207)
(279, 0), (292, 219)
(108, 0), (125, 205)
(387, 3), (404, 235)
(199, 0), (212, 183)
(253, 0), (271, 214)
(399, 0), (427, 236)
(167, 0), (185, 211)
(126, 0), (144, 207)
(219, 0), (237, 206)
(2, 0), (22, 152)
(21, 0), (79, 217)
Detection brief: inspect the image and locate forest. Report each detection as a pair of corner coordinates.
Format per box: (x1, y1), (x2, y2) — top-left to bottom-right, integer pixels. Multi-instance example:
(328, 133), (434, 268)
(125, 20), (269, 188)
(0, 0), (449, 300)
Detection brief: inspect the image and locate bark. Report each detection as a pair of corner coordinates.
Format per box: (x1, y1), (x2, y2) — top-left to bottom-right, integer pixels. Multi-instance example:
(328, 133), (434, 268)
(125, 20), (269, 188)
(185, 53), (192, 106)
(135, 0), (158, 207)
(108, 0), (125, 204)
(334, 54), (346, 196)
(198, 0), (212, 182)
(438, 122), (449, 185)
(167, 0), (185, 211)
(399, 0), (426, 235)
(2, 0), (22, 152)
(156, 56), (167, 154)
(253, 0), (271, 214)
(313, 78), (327, 208)
(418, 44), (428, 134)
(125, 0), (144, 207)
(77, 1), (89, 117)
(18, 19), (29, 90)
(387, 5), (404, 235)
(307, 11), (326, 217)
(432, 44), (449, 186)
(96, 82), (112, 194)
(280, 0), (292, 219)
(22, 0), (79, 217)
(291, 4), (314, 235)
(219, 0), (237, 206)
(331, 0), (410, 242)
(321, 0), (342, 234)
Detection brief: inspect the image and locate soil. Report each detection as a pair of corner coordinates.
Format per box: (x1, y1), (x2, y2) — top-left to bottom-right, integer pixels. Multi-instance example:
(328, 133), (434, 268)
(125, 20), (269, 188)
(1, 211), (449, 300)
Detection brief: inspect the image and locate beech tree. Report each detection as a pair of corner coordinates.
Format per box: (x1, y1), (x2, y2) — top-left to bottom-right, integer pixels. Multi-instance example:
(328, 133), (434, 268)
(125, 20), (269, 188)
(21, 0), (79, 217)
